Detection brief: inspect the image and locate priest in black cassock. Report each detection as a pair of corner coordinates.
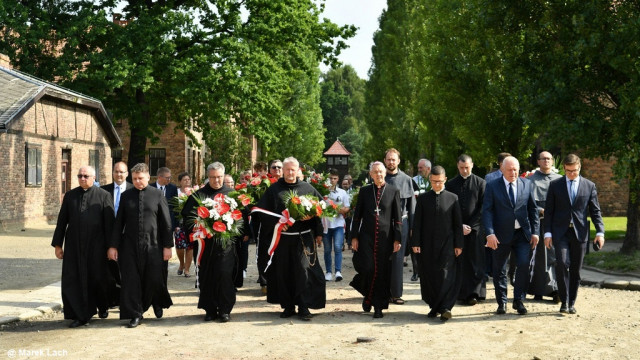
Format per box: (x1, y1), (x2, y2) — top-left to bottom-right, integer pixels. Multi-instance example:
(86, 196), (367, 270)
(384, 148), (415, 305)
(52, 166), (114, 328)
(108, 163), (173, 328)
(446, 155), (487, 305)
(251, 157), (325, 321)
(182, 162), (238, 323)
(350, 161), (402, 318)
(412, 166), (464, 322)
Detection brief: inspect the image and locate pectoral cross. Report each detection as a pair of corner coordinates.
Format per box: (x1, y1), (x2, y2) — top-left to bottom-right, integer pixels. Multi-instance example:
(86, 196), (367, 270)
(375, 207), (381, 216)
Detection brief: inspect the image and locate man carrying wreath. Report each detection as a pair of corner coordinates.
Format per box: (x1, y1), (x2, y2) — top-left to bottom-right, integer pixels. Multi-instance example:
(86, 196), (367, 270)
(252, 157), (326, 321)
(182, 162), (240, 322)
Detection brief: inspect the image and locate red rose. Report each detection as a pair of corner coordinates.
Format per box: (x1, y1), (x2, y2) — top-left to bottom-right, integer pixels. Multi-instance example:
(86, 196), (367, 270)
(291, 197), (301, 205)
(262, 175), (268, 179)
(242, 197), (251, 206)
(311, 179), (318, 184)
(213, 221), (226, 232)
(231, 210), (243, 220)
(251, 177), (261, 186)
(269, 177), (277, 183)
(252, 172), (258, 177)
(197, 206), (210, 219)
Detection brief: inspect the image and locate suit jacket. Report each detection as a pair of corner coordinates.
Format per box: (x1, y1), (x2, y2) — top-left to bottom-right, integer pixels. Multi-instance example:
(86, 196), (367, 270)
(482, 176), (539, 244)
(543, 176), (604, 243)
(150, 182), (179, 229)
(101, 181), (134, 196)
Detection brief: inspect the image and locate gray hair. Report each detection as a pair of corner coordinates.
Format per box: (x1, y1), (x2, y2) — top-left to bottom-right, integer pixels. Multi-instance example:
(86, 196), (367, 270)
(79, 165), (96, 177)
(156, 166), (171, 176)
(502, 156), (520, 169)
(283, 157), (299, 167)
(369, 161), (385, 171)
(207, 162), (225, 173)
(131, 163), (149, 174)
(418, 158), (432, 168)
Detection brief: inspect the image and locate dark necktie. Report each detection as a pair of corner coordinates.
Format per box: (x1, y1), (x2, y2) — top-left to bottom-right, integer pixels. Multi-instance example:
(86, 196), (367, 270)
(508, 182), (515, 207)
(115, 185), (121, 216)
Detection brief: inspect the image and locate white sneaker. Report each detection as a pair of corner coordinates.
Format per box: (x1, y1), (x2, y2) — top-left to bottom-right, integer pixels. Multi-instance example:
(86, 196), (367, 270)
(335, 271), (343, 282)
(243, 270), (247, 279)
(325, 272), (332, 281)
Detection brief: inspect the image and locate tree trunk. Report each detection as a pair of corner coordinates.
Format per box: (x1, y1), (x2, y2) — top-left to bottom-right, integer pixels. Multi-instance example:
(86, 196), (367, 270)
(621, 175), (640, 254)
(126, 89), (149, 173)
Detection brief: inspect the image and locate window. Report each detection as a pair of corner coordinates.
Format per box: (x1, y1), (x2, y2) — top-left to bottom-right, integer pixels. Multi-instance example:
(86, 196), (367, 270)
(112, 149), (123, 168)
(149, 148), (166, 175)
(25, 144), (42, 187)
(89, 150), (100, 182)
(327, 157), (334, 165)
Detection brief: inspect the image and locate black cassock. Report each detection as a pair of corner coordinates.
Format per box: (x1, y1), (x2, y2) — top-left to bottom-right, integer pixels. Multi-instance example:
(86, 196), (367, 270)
(411, 190), (464, 312)
(182, 184), (239, 316)
(110, 186), (173, 319)
(446, 174), (487, 301)
(253, 178), (326, 310)
(350, 183), (402, 310)
(52, 186), (114, 321)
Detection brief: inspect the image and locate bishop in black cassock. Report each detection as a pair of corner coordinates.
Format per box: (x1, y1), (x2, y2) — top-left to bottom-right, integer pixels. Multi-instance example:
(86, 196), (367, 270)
(350, 162), (402, 318)
(252, 158), (325, 321)
(108, 165), (173, 328)
(411, 166), (464, 321)
(446, 155), (487, 305)
(182, 163), (239, 322)
(52, 166), (114, 328)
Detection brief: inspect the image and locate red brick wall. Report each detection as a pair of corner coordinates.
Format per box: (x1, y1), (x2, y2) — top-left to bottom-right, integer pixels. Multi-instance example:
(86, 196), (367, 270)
(581, 157), (628, 217)
(0, 98), (113, 229)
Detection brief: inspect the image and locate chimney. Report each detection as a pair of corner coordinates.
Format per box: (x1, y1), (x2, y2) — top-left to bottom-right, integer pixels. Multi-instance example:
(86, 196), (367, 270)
(0, 53), (11, 69)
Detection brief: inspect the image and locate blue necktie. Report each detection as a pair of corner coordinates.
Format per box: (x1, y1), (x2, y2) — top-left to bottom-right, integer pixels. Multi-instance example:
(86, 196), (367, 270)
(508, 182), (515, 207)
(114, 185), (121, 216)
(570, 180), (576, 204)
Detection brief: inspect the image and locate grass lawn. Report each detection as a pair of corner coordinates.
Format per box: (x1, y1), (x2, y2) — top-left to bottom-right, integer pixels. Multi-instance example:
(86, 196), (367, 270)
(585, 217), (640, 272)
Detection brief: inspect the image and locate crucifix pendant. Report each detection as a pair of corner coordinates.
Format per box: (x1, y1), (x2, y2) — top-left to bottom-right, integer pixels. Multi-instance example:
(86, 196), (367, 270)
(375, 207), (381, 216)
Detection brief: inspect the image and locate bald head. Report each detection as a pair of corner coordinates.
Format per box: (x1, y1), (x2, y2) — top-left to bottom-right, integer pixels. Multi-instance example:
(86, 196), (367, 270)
(502, 156), (520, 183)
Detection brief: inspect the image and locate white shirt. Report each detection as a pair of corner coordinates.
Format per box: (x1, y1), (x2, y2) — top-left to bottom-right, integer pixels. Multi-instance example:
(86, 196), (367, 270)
(324, 187), (350, 229)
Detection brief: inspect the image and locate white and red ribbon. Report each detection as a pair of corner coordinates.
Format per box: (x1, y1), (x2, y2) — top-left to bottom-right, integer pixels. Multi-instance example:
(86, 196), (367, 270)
(251, 207), (296, 270)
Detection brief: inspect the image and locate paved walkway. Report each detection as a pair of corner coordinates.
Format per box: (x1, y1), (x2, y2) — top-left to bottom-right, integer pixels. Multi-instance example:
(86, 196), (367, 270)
(1, 225), (639, 325)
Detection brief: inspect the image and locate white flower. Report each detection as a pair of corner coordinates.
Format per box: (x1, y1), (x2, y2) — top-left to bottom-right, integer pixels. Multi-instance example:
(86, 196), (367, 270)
(320, 200), (327, 209)
(202, 198), (215, 207)
(225, 197), (238, 209)
(222, 212), (233, 226)
(300, 196), (313, 211)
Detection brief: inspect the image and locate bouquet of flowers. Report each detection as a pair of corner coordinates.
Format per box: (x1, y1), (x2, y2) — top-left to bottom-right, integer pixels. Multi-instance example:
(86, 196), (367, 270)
(188, 193), (244, 250)
(170, 185), (201, 220)
(321, 198), (341, 218)
(283, 190), (324, 220)
(302, 169), (330, 197)
(348, 187), (360, 217)
(234, 173), (277, 203)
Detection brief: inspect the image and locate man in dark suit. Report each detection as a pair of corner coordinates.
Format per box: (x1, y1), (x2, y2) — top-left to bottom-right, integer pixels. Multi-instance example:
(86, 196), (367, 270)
(151, 167), (179, 233)
(101, 161), (134, 307)
(544, 154), (605, 314)
(483, 156), (539, 315)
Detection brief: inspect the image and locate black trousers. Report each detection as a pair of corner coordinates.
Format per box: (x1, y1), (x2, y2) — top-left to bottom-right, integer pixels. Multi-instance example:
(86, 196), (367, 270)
(554, 228), (587, 306)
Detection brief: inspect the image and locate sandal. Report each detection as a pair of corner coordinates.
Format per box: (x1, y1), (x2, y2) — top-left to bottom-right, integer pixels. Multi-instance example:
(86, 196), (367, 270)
(177, 269), (183, 276)
(390, 297), (405, 305)
(184, 272), (191, 278)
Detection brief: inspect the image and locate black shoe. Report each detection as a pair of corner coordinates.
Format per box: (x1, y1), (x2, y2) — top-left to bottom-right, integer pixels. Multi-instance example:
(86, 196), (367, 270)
(559, 303), (568, 313)
(373, 308), (383, 318)
(69, 319), (87, 328)
(552, 294), (561, 304)
(496, 303), (507, 315)
(512, 300), (527, 315)
(219, 313), (230, 322)
(128, 317), (141, 328)
(297, 307), (312, 321)
(533, 295), (543, 301)
(427, 309), (438, 318)
(204, 312), (217, 321)
(440, 309), (452, 322)
(508, 273), (515, 286)
(98, 309), (109, 319)
(568, 306), (577, 314)
(280, 307), (296, 318)
(467, 297), (478, 306)
(411, 274), (419, 282)
(362, 300), (372, 313)
(153, 305), (163, 319)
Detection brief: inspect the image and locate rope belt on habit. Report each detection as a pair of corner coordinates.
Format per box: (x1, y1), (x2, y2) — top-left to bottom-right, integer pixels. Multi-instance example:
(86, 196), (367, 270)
(281, 230), (311, 236)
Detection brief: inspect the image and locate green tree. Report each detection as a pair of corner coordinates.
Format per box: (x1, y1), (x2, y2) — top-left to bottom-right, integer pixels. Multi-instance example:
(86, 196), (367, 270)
(0, 0), (355, 170)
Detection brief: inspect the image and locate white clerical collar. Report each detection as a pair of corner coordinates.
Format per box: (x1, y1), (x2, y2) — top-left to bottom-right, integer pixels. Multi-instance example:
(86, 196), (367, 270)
(461, 174), (470, 179)
(434, 187), (444, 195)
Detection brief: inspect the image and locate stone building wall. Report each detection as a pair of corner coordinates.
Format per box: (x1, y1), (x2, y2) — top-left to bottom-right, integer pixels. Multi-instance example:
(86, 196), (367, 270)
(581, 157), (628, 217)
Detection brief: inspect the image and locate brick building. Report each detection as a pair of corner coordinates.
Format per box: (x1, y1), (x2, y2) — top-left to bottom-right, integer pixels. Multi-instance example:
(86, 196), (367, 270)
(0, 64), (121, 229)
(581, 157), (628, 217)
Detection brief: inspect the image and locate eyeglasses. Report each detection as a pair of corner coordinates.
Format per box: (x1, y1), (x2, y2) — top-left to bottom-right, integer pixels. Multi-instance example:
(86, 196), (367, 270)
(114, 171), (128, 174)
(271, 166), (282, 169)
(77, 174), (91, 179)
(539, 157), (552, 161)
